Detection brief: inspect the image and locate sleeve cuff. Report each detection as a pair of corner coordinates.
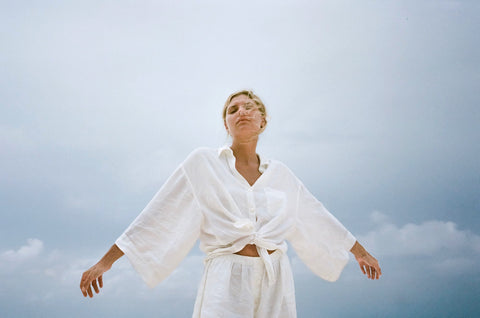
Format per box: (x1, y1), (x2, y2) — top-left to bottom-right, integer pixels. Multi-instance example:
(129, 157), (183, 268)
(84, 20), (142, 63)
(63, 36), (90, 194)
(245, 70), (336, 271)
(344, 231), (357, 252)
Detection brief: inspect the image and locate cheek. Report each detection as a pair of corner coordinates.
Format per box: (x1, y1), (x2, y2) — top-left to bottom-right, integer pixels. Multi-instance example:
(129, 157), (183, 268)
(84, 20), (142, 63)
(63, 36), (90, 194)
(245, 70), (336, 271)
(254, 114), (264, 125)
(225, 117), (234, 129)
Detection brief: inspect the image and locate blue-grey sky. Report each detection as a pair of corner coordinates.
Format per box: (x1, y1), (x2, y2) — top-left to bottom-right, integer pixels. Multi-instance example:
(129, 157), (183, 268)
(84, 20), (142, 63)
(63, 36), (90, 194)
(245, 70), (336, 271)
(1, 1), (479, 317)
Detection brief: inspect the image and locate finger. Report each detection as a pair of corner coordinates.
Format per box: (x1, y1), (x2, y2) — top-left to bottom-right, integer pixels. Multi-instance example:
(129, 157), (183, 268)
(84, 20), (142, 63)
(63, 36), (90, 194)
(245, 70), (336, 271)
(87, 285), (93, 298)
(80, 273), (87, 291)
(364, 265), (370, 278)
(80, 274), (89, 297)
(81, 286), (88, 297)
(371, 263), (380, 279)
(92, 279), (99, 294)
(359, 264), (366, 275)
(99, 275), (103, 288)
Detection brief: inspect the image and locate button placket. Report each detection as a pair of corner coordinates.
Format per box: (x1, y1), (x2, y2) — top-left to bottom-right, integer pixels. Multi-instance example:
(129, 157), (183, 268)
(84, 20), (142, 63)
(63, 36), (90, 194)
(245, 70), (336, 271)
(246, 187), (256, 222)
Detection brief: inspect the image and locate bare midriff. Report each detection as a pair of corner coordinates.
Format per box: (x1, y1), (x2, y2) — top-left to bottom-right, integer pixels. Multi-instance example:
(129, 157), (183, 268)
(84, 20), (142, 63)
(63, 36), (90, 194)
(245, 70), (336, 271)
(234, 244), (276, 257)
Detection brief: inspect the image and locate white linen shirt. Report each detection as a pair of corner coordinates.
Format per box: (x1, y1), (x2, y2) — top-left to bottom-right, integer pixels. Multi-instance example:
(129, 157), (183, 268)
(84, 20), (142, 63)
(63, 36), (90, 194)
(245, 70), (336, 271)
(115, 146), (356, 288)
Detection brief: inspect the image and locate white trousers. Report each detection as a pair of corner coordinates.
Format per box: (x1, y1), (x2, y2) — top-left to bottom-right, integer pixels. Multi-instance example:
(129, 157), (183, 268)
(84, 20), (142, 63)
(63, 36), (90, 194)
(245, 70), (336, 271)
(192, 251), (297, 318)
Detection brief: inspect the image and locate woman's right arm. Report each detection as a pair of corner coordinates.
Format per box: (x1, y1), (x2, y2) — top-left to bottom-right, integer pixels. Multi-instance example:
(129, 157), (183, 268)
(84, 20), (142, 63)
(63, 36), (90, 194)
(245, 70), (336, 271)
(80, 244), (124, 298)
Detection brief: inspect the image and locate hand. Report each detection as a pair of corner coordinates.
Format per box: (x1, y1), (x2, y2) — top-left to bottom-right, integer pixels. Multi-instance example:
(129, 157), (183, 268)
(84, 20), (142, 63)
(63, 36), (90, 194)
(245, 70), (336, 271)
(355, 252), (382, 280)
(80, 262), (110, 298)
(350, 241), (382, 280)
(80, 244), (124, 298)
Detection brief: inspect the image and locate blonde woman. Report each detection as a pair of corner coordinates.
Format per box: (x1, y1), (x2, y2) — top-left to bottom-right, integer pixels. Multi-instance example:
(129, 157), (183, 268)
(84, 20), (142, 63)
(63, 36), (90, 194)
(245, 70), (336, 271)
(80, 90), (381, 317)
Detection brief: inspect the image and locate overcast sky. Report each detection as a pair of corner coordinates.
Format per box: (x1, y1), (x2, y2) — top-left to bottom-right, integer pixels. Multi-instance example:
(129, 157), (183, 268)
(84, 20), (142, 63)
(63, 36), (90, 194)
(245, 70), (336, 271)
(1, 1), (479, 317)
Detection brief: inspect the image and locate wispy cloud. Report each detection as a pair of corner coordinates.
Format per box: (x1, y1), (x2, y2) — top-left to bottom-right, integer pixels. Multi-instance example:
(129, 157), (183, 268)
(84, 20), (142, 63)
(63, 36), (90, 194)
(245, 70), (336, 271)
(1, 238), (44, 262)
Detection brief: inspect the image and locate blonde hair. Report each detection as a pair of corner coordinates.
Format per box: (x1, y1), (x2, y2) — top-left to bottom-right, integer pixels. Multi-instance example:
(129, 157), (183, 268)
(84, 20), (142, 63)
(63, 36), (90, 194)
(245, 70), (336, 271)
(222, 90), (268, 132)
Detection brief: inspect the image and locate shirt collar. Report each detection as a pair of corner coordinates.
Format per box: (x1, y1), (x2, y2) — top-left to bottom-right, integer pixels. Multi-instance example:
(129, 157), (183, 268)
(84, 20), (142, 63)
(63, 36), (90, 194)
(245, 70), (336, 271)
(218, 145), (269, 173)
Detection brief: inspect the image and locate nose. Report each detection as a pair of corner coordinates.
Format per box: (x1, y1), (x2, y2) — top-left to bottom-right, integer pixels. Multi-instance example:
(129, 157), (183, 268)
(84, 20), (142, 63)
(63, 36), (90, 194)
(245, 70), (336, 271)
(238, 107), (247, 115)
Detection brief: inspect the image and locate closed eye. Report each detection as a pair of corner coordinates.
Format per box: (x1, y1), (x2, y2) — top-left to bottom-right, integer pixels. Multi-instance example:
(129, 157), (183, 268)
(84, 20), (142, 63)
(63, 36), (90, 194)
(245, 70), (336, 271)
(227, 102), (256, 114)
(244, 103), (255, 110)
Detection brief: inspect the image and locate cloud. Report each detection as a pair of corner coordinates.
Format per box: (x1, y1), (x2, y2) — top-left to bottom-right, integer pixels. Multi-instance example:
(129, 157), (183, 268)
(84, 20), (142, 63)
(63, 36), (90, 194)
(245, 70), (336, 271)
(0, 237), (203, 305)
(350, 212), (480, 280)
(1, 238), (44, 262)
(292, 212), (480, 281)
(359, 212), (480, 258)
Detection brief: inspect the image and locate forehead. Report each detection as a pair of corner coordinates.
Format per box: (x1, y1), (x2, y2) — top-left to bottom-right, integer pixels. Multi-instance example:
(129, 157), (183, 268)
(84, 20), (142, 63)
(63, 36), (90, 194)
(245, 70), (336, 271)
(228, 94), (254, 106)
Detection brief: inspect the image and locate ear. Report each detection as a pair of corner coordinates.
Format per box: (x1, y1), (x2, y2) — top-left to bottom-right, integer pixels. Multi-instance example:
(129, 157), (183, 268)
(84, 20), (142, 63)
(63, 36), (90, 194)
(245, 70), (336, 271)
(261, 117), (267, 128)
(224, 120), (229, 133)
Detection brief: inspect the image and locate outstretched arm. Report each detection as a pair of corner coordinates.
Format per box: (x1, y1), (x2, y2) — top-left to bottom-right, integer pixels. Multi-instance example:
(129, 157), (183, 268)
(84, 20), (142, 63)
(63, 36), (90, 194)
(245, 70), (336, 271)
(80, 244), (124, 297)
(350, 241), (382, 280)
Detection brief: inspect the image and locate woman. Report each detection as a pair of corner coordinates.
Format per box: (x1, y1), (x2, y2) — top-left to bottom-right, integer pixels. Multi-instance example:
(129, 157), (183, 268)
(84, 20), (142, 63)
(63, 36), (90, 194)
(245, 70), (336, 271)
(80, 90), (381, 317)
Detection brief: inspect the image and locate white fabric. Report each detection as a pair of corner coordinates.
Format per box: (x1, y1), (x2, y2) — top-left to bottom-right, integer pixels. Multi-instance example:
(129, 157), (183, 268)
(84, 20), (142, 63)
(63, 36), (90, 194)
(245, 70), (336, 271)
(192, 250), (296, 318)
(115, 146), (356, 315)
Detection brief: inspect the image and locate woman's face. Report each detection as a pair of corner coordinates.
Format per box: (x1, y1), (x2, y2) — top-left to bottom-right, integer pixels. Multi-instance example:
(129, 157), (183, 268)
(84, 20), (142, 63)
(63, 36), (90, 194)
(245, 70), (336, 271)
(224, 94), (266, 140)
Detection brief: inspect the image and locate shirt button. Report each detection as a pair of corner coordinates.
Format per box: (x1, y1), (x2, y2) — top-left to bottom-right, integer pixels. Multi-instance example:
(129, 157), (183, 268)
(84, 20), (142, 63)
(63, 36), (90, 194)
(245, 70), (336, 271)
(247, 188), (253, 192)
(249, 207), (255, 213)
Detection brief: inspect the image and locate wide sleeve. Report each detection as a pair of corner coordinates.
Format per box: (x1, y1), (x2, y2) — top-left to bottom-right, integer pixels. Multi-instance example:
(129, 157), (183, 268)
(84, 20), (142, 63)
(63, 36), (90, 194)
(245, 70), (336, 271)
(286, 180), (356, 282)
(115, 164), (202, 288)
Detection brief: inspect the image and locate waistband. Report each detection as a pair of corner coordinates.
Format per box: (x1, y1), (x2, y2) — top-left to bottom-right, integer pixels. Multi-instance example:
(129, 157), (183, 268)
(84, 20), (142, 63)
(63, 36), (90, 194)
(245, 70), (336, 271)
(205, 248), (283, 286)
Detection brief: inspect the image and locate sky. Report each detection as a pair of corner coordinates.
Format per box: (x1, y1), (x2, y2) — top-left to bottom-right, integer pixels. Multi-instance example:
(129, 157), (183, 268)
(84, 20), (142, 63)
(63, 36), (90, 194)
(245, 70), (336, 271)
(1, 0), (479, 317)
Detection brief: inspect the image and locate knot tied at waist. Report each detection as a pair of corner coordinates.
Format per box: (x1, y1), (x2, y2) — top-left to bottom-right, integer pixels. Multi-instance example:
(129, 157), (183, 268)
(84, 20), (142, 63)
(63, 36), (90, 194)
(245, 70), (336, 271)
(235, 244), (278, 284)
(256, 245), (277, 285)
(203, 219), (287, 285)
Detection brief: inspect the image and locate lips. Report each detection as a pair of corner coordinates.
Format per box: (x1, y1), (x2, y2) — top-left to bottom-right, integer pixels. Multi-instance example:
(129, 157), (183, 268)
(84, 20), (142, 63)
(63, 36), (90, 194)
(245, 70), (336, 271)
(237, 118), (251, 124)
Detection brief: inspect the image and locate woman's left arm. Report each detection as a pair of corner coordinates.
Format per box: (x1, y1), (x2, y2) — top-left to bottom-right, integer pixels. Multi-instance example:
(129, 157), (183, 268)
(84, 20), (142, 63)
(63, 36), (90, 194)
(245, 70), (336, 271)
(350, 241), (382, 280)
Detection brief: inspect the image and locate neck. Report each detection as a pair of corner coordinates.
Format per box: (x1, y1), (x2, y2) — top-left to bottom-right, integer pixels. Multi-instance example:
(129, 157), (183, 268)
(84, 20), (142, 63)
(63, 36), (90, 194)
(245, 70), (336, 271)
(230, 138), (259, 165)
